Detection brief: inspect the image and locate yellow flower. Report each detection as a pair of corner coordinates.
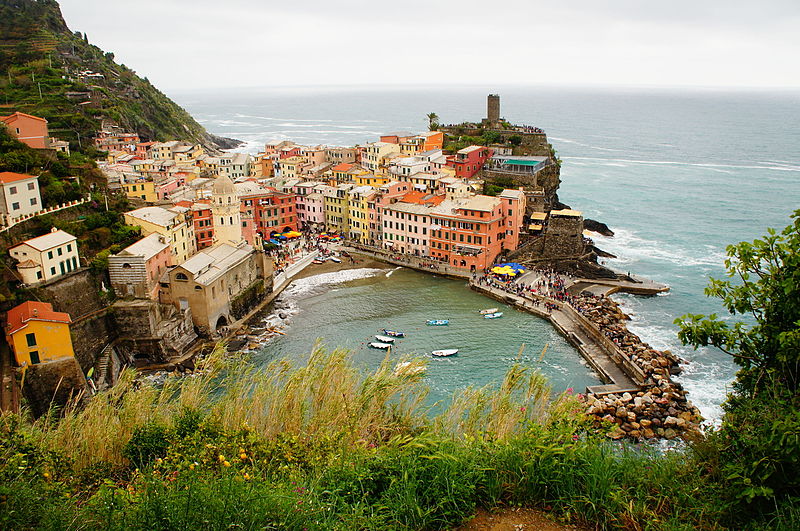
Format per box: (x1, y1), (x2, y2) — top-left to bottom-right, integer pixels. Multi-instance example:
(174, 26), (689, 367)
(239, 453), (247, 460)
(243, 473), (250, 480)
(223, 461), (231, 467)
(43, 471), (51, 479)
(218, 454), (226, 463)
(189, 464), (195, 470)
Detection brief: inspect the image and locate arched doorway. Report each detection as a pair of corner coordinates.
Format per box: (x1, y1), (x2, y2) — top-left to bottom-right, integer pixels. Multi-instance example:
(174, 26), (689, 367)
(215, 315), (228, 331)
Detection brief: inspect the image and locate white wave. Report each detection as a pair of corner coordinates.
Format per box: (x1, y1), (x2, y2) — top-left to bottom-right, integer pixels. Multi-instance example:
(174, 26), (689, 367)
(385, 266), (402, 277)
(548, 136), (625, 153)
(593, 229), (727, 269)
(282, 268), (384, 299)
(562, 156), (800, 173)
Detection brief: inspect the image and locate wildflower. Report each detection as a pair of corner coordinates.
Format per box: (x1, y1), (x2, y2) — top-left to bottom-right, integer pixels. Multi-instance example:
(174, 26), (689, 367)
(566, 387), (574, 394)
(189, 463), (196, 470)
(223, 461), (231, 467)
(240, 452), (248, 460)
(243, 473), (250, 480)
(43, 471), (51, 479)
(520, 406), (526, 412)
(218, 454), (226, 463)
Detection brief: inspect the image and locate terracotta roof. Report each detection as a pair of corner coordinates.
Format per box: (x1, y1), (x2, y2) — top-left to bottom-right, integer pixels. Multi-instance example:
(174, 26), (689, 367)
(0, 172), (37, 184)
(332, 163), (354, 172)
(400, 190), (445, 206)
(0, 112), (48, 124)
(6, 301), (71, 336)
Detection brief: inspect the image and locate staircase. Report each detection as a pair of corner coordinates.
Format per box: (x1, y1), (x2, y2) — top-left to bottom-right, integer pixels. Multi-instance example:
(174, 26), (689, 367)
(94, 343), (114, 390)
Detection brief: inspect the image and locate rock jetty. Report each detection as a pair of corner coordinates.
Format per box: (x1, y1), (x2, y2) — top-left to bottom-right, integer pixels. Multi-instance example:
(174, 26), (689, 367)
(574, 294), (703, 440)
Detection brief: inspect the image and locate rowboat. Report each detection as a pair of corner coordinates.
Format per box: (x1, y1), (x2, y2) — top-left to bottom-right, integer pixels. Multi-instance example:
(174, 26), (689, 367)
(369, 342), (392, 349)
(374, 335), (396, 343)
(382, 329), (405, 337)
(431, 349), (458, 357)
(330, 256), (342, 263)
(479, 308), (499, 315)
(484, 312), (503, 319)
(426, 319), (449, 326)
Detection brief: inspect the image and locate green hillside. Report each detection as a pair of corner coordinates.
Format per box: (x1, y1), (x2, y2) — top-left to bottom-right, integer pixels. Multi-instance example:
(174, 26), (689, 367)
(0, 0), (237, 151)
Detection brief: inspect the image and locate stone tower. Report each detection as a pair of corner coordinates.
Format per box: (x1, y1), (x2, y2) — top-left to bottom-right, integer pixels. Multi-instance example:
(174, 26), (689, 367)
(211, 175), (243, 247)
(487, 94), (500, 124)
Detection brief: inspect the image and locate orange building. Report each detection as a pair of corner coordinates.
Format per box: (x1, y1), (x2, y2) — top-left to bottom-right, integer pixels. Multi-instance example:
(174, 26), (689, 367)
(0, 112), (50, 149)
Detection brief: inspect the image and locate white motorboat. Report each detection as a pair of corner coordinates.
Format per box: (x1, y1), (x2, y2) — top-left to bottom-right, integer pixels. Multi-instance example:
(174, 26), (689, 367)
(369, 342), (392, 349)
(479, 308), (499, 315)
(431, 349), (459, 357)
(484, 312), (503, 319)
(375, 335), (396, 343)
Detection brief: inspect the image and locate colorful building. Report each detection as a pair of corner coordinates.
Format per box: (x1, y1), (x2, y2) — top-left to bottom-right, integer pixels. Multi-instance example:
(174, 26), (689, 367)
(0, 112), (50, 149)
(0, 172), (42, 221)
(124, 206), (196, 264)
(5, 301), (74, 366)
(9, 228), (80, 285)
(449, 146), (493, 179)
(108, 233), (173, 299)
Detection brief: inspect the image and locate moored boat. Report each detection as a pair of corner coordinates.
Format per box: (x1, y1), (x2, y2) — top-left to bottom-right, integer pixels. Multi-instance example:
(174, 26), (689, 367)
(382, 329), (405, 337)
(479, 308), (499, 315)
(431, 349), (458, 357)
(426, 319), (449, 326)
(374, 334), (396, 343)
(369, 342), (392, 349)
(484, 312), (503, 319)
(330, 256), (342, 263)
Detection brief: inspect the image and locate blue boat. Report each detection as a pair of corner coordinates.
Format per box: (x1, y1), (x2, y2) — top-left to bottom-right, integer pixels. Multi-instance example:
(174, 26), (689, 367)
(484, 312), (503, 319)
(382, 329), (405, 337)
(426, 319), (449, 326)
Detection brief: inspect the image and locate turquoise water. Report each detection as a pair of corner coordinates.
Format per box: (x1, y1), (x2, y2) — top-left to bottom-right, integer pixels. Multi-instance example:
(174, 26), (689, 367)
(172, 85), (800, 422)
(253, 267), (598, 406)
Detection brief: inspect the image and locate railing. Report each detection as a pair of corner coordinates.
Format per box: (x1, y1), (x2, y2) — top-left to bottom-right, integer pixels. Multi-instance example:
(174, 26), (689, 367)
(1, 196), (91, 232)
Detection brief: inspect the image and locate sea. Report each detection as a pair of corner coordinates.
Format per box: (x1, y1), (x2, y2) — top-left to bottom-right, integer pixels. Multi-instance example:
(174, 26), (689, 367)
(171, 85), (800, 424)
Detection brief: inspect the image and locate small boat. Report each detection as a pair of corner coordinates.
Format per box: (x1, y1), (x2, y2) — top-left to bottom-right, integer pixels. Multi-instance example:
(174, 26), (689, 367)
(330, 256), (342, 263)
(369, 342), (392, 349)
(426, 319), (449, 326)
(374, 335), (396, 343)
(479, 308), (499, 315)
(484, 312), (503, 319)
(312, 259), (324, 265)
(432, 349), (459, 357)
(382, 329), (405, 337)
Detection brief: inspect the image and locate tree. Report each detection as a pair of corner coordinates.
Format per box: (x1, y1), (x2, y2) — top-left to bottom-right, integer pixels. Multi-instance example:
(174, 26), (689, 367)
(675, 209), (800, 395)
(426, 112), (439, 131)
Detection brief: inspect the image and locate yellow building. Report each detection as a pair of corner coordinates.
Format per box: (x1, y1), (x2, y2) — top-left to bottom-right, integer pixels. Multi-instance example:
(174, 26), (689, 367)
(353, 170), (389, 187)
(122, 179), (157, 202)
(278, 156), (304, 180)
(5, 301), (74, 366)
(362, 142), (401, 174)
(346, 185), (376, 243)
(323, 184), (353, 234)
(124, 206), (196, 264)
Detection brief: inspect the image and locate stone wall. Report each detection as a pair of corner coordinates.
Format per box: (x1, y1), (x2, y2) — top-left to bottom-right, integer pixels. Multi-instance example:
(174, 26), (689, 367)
(70, 311), (115, 373)
(21, 357), (87, 418)
(111, 300), (197, 365)
(29, 268), (107, 320)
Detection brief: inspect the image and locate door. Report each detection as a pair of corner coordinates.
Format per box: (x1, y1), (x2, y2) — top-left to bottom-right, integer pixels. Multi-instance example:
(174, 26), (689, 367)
(29, 351), (40, 364)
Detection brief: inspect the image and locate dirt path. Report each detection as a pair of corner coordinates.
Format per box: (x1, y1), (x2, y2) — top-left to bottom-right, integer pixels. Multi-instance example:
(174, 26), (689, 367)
(457, 508), (589, 531)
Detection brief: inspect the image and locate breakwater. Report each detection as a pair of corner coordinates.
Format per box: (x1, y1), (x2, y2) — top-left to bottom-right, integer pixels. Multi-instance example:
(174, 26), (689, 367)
(470, 279), (702, 440)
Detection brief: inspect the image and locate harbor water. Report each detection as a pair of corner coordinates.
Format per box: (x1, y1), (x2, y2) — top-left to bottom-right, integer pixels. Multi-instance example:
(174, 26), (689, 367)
(173, 85), (800, 423)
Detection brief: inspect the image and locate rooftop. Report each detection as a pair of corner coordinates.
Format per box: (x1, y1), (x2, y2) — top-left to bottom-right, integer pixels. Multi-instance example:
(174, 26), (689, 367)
(0, 171), (37, 184)
(6, 301), (71, 336)
(117, 233), (169, 260)
(125, 206), (179, 228)
(177, 243), (253, 286)
(12, 228), (76, 252)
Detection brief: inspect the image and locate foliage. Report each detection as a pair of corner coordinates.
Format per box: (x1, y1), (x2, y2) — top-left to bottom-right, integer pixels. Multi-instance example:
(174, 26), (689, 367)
(676, 209), (800, 395)
(677, 210), (800, 520)
(0, 345), (739, 530)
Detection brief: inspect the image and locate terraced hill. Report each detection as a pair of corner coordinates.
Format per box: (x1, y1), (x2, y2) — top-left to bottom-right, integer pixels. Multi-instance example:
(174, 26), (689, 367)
(0, 0), (237, 152)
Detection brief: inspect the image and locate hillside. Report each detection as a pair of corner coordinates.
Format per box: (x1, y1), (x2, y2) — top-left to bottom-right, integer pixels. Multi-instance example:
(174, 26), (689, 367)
(0, 0), (238, 152)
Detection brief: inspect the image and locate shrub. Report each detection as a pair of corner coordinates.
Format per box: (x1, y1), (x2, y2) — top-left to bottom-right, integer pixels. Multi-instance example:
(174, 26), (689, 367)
(123, 422), (171, 469)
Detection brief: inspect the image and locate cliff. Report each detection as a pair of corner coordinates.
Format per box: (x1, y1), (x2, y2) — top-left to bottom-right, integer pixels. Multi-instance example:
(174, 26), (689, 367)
(0, 0), (238, 152)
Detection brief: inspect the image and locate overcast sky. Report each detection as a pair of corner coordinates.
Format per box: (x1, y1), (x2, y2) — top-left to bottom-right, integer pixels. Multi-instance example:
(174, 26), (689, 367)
(57, 0), (800, 92)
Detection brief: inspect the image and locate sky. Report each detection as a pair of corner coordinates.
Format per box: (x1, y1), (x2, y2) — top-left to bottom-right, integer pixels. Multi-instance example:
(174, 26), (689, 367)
(57, 0), (800, 92)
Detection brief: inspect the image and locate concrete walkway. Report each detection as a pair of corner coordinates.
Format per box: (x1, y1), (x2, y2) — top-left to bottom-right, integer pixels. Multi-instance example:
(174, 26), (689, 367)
(470, 282), (640, 394)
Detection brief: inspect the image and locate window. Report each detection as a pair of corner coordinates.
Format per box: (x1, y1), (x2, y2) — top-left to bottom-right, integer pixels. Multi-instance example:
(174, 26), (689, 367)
(50, 266), (56, 275)
(48, 251), (53, 259)
(176, 272), (189, 281)
(30, 198), (37, 206)
(9, 186), (16, 195)
(67, 244), (72, 252)
(57, 247), (63, 256)
(12, 202), (19, 211)
(26, 333), (36, 347)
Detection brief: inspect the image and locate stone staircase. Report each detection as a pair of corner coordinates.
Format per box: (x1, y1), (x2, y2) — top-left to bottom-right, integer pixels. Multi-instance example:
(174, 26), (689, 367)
(94, 343), (114, 390)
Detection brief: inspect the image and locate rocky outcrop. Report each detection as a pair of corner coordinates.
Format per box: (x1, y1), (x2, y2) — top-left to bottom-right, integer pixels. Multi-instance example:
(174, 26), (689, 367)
(584, 218), (614, 237)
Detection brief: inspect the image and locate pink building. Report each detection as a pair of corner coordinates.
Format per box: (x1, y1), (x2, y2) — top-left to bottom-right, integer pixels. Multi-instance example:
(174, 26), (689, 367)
(108, 233), (174, 299)
(293, 181), (326, 229)
(448, 146), (494, 179)
(368, 181), (412, 244)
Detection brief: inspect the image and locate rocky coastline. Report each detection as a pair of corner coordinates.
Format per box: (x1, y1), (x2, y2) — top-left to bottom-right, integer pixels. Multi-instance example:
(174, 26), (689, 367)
(575, 295), (704, 440)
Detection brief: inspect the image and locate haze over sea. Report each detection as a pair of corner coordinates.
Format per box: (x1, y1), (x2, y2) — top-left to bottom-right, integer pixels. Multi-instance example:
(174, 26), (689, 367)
(172, 85), (800, 424)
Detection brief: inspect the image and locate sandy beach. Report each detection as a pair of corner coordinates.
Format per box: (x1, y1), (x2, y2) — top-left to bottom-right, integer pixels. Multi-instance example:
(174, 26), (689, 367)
(290, 252), (393, 281)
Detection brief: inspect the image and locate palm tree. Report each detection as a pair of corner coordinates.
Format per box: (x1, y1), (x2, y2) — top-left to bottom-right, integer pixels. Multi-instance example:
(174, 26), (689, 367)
(426, 112), (439, 131)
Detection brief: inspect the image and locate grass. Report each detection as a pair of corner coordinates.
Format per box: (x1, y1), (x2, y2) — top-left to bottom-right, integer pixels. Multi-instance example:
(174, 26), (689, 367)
(0, 344), (793, 530)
